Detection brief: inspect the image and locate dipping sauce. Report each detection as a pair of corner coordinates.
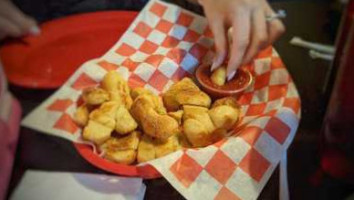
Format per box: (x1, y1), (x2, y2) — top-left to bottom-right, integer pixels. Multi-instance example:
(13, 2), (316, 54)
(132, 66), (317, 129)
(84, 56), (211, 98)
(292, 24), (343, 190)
(199, 66), (251, 90)
(195, 64), (253, 98)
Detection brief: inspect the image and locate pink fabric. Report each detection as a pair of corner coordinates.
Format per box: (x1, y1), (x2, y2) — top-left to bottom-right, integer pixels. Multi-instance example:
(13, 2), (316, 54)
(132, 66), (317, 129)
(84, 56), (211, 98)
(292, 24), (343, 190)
(0, 97), (21, 200)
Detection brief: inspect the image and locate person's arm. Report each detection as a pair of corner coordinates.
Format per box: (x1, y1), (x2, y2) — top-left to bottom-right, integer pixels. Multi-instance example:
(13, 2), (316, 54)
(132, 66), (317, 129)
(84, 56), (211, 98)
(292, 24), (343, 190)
(188, 0), (285, 80)
(0, 0), (39, 40)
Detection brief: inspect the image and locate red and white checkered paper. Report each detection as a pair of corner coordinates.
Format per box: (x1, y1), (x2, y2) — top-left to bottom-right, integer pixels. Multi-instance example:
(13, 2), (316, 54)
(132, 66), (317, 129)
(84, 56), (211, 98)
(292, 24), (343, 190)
(22, 0), (301, 199)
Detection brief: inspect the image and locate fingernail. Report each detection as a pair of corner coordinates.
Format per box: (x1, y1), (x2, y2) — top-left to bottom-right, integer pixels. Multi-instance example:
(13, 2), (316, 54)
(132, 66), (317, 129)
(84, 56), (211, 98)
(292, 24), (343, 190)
(211, 60), (219, 71)
(227, 70), (236, 81)
(29, 26), (41, 35)
(211, 53), (224, 72)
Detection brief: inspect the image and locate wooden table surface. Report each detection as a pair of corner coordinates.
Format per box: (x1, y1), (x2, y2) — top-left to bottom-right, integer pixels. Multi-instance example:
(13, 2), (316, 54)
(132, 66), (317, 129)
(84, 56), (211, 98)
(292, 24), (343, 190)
(6, 1), (335, 199)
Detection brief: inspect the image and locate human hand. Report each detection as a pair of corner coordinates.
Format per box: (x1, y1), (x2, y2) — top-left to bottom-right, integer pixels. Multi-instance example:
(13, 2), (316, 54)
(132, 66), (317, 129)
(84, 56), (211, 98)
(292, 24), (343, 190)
(0, 0), (40, 40)
(198, 0), (285, 80)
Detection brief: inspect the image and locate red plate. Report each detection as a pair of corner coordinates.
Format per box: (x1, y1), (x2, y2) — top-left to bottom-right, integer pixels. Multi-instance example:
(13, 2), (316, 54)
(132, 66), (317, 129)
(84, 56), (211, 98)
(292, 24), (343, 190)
(74, 143), (161, 178)
(0, 10), (162, 178)
(0, 11), (138, 88)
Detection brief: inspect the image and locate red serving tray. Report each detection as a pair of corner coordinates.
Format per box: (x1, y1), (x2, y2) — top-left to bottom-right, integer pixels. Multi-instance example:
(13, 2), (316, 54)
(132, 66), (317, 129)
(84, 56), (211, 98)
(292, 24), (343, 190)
(74, 143), (162, 178)
(1, 11), (163, 178)
(0, 11), (138, 88)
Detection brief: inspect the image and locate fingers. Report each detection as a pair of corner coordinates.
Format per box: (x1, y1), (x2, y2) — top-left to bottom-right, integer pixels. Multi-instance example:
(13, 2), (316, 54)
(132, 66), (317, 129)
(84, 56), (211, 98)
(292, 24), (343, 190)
(200, 0), (228, 71)
(263, 4), (285, 46)
(267, 19), (285, 45)
(208, 18), (227, 72)
(242, 9), (268, 65)
(0, 17), (22, 40)
(0, 0), (40, 39)
(227, 9), (251, 81)
(201, 0), (285, 81)
(0, 0), (36, 31)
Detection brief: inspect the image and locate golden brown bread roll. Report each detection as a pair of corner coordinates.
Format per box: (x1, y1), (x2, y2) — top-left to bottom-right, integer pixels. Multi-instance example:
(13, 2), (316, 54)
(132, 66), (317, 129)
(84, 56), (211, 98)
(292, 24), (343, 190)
(137, 134), (156, 163)
(105, 150), (137, 165)
(209, 96), (240, 132)
(208, 96), (241, 141)
(101, 71), (129, 94)
(130, 95), (150, 123)
(131, 93), (176, 140)
(89, 110), (115, 130)
(98, 101), (120, 118)
(89, 101), (119, 129)
(137, 134), (180, 163)
(168, 110), (184, 125)
(78, 70), (243, 164)
(175, 89), (211, 109)
(120, 92), (133, 109)
(182, 105), (208, 117)
(115, 106), (138, 135)
(182, 105), (216, 147)
(211, 96), (240, 109)
(74, 104), (89, 127)
(101, 131), (141, 151)
(82, 87), (109, 105)
(101, 70), (133, 109)
(100, 131), (141, 164)
(208, 105), (240, 130)
(183, 105), (215, 133)
(176, 131), (192, 148)
(131, 87), (153, 100)
(108, 91), (122, 102)
(131, 94), (166, 121)
(155, 134), (179, 158)
(139, 108), (179, 141)
(183, 118), (214, 147)
(107, 90), (133, 109)
(210, 66), (226, 86)
(163, 78), (211, 111)
(83, 120), (112, 145)
(152, 96), (167, 115)
(101, 71), (121, 92)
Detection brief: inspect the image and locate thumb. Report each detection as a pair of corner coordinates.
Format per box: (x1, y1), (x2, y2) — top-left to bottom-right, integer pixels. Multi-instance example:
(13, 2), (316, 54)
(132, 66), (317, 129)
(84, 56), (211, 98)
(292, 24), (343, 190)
(22, 17), (40, 35)
(12, 13), (40, 35)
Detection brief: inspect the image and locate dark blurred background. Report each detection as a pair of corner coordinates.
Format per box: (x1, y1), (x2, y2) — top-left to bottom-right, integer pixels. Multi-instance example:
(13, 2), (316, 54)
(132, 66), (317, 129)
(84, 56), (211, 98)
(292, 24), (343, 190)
(5, 0), (354, 199)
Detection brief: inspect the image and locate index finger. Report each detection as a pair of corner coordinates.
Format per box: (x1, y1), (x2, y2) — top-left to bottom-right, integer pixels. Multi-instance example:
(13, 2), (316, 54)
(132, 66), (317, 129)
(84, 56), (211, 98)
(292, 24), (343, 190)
(227, 9), (251, 81)
(0, 0), (37, 34)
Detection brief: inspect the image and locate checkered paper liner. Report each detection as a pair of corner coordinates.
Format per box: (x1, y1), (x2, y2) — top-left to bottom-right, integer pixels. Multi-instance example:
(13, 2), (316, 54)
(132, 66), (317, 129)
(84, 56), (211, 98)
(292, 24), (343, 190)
(22, 0), (301, 199)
